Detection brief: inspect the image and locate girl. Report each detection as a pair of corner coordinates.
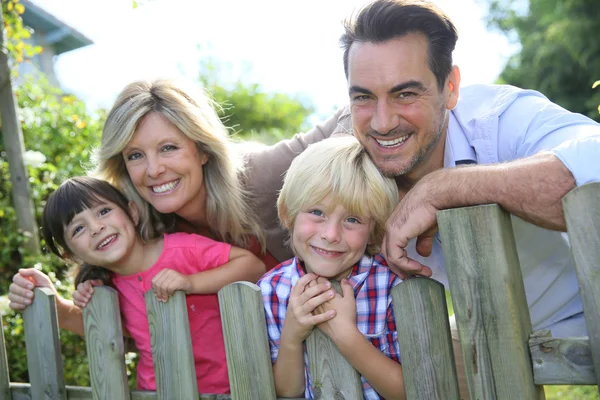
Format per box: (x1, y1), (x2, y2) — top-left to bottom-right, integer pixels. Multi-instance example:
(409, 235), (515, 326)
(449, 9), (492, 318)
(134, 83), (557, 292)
(42, 176), (265, 393)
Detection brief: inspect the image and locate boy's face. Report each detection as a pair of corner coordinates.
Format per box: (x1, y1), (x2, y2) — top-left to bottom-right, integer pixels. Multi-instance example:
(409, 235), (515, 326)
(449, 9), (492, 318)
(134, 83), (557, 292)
(291, 195), (372, 280)
(63, 197), (139, 272)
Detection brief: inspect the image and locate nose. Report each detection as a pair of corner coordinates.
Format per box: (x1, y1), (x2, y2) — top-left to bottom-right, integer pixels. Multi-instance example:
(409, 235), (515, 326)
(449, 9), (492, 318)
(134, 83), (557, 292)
(371, 100), (399, 135)
(146, 154), (166, 178)
(321, 219), (341, 243)
(90, 221), (105, 236)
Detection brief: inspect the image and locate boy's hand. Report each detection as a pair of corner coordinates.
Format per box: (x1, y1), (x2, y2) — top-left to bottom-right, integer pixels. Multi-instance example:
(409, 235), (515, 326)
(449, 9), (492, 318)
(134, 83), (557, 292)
(281, 273), (337, 345)
(313, 278), (357, 342)
(73, 279), (104, 309)
(151, 269), (191, 302)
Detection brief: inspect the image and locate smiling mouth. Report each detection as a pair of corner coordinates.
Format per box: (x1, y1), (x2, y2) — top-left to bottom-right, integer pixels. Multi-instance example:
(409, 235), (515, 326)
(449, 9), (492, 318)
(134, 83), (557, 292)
(375, 134), (411, 148)
(311, 246), (344, 256)
(97, 234), (117, 250)
(151, 179), (180, 194)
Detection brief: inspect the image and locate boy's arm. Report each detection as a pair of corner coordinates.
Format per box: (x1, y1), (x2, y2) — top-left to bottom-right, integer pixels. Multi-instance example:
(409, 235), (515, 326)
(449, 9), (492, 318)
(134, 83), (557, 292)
(316, 279), (406, 400)
(272, 325), (307, 397)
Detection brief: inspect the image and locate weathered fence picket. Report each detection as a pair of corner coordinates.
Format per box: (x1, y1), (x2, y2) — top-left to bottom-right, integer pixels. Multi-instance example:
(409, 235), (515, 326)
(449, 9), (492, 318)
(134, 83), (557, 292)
(562, 181), (600, 393)
(83, 286), (130, 400)
(145, 290), (198, 400)
(218, 282), (277, 400)
(391, 277), (460, 400)
(438, 204), (544, 400)
(1, 316), (9, 400)
(22, 287), (67, 400)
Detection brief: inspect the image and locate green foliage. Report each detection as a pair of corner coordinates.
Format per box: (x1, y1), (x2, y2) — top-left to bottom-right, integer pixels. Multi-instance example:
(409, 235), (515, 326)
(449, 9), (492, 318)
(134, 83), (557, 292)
(1, 0), (42, 68)
(198, 57), (315, 144)
(485, 0), (600, 121)
(544, 385), (600, 399)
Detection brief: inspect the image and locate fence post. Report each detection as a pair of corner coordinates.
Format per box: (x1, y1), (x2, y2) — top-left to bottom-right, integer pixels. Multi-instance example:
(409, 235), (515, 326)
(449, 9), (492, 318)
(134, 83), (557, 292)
(562, 181), (600, 394)
(437, 204), (544, 400)
(22, 287), (67, 400)
(218, 282), (276, 400)
(305, 280), (363, 400)
(145, 290), (198, 400)
(0, 316), (9, 400)
(391, 277), (460, 400)
(83, 286), (130, 400)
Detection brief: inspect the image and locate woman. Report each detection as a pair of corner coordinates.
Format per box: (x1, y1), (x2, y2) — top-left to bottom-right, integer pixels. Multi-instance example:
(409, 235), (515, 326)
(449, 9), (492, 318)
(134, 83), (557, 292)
(9, 78), (347, 317)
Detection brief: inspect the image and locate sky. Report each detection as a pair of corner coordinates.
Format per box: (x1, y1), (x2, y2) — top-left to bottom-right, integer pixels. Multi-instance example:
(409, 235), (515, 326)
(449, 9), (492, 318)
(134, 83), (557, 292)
(30, 0), (518, 121)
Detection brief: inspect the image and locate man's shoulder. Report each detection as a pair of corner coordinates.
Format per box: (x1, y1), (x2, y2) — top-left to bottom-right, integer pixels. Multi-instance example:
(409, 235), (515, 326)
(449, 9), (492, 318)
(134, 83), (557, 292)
(456, 84), (548, 115)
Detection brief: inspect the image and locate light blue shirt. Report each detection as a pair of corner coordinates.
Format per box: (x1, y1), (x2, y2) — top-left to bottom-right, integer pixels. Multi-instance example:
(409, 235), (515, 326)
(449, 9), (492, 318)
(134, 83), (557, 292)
(413, 84), (599, 336)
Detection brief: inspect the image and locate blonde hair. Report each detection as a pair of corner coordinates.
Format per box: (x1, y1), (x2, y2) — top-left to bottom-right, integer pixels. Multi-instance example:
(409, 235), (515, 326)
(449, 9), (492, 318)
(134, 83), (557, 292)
(92, 79), (265, 251)
(277, 136), (398, 255)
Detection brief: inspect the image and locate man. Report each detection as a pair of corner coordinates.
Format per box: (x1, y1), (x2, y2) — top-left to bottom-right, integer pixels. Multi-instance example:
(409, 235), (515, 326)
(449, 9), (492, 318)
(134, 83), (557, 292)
(323, 0), (600, 339)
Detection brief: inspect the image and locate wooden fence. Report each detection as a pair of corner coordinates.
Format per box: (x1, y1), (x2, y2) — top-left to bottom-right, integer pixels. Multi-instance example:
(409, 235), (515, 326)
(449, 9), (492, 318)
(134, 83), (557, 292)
(1, 182), (599, 399)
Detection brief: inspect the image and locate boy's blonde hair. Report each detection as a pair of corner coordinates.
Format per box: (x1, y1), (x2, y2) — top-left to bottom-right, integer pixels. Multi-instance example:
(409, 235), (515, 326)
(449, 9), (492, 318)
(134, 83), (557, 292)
(92, 79), (265, 251)
(277, 136), (399, 255)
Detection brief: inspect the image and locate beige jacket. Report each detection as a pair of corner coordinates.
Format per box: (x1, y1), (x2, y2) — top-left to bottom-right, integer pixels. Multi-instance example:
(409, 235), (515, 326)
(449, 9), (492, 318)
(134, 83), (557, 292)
(242, 106), (352, 262)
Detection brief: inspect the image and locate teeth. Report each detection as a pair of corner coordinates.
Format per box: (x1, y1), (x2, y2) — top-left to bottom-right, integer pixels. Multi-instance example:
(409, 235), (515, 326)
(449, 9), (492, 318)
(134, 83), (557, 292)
(314, 247), (342, 255)
(98, 235), (116, 250)
(152, 180), (179, 193)
(375, 135), (410, 148)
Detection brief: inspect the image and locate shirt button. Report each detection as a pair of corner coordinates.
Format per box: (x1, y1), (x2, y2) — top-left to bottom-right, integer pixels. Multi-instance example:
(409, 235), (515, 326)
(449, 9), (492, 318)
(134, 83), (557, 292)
(138, 276), (142, 282)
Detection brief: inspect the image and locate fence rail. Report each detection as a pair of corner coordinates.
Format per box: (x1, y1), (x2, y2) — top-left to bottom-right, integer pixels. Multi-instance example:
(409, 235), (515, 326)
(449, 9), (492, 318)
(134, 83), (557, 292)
(1, 182), (599, 399)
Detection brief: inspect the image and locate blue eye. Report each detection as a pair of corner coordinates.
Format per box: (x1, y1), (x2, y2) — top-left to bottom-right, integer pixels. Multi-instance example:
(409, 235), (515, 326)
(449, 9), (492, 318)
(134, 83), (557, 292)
(126, 152), (142, 161)
(346, 217), (361, 224)
(309, 209), (324, 217)
(161, 144), (177, 152)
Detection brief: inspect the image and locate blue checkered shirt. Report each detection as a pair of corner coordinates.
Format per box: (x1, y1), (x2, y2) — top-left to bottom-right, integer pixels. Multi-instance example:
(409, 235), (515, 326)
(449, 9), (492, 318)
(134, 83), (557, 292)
(258, 254), (402, 399)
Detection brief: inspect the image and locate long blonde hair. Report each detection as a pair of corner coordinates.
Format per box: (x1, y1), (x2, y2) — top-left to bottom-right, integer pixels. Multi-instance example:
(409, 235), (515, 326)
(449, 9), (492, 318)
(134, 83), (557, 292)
(278, 136), (399, 255)
(92, 79), (265, 251)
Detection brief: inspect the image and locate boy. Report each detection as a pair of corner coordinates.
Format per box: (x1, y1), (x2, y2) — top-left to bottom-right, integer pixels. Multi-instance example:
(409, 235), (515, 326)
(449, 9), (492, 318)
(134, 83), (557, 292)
(258, 136), (405, 400)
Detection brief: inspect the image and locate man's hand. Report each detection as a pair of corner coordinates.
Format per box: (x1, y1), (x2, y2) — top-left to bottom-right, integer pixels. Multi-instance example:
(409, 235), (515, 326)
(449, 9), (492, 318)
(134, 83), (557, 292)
(382, 176), (442, 279)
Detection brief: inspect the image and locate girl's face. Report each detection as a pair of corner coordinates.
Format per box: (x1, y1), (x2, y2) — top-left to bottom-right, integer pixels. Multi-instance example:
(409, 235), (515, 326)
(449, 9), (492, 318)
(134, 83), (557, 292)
(291, 195), (373, 280)
(122, 112), (209, 221)
(63, 197), (140, 273)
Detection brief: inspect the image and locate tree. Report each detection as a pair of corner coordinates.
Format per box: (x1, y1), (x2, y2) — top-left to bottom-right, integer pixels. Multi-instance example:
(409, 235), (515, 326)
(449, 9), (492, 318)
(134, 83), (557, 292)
(198, 57), (315, 144)
(485, 0), (600, 121)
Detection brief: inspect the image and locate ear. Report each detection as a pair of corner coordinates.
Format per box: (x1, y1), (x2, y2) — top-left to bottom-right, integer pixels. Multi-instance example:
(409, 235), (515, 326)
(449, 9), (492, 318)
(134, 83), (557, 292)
(445, 65), (461, 110)
(128, 201), (140, 225)
(199, 151), (209, 166)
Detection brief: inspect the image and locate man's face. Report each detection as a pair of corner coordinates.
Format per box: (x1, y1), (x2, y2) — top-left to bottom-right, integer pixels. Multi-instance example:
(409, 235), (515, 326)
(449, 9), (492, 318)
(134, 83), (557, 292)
(348, 33), (459, 181)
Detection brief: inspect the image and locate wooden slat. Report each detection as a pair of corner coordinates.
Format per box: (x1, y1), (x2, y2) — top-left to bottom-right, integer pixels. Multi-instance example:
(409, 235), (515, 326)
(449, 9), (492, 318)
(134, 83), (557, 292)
(305, 280), (363, 400)
(391, 277), (460, 400)
(218, 282), (276, 400)
(9, 383), (305, 399)
(438, 204), (544, 400)
(22, 287), (67, 399)
(83, 286), (130, 400)
(0, 315), (10, 400)
(145, 291), (198, 400)
(530, 330), (596, 385)
(562, 181), (600, 394)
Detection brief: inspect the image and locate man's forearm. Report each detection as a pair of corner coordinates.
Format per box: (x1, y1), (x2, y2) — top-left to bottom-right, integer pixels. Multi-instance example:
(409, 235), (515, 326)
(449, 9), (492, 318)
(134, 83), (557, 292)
(430, 152), (575, 231)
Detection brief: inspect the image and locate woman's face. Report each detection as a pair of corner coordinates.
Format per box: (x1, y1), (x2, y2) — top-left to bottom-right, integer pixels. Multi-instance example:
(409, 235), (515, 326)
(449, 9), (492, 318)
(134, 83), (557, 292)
(122, 112), (209, 220)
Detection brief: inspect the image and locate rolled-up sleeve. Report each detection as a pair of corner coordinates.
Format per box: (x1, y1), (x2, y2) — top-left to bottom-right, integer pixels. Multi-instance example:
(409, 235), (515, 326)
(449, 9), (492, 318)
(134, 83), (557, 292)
(552, 132), (600, 186)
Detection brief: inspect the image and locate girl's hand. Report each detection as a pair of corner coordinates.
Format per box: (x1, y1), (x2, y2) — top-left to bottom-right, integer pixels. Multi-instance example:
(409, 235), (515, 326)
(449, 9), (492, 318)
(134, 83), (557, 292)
(151, 269), (191, 302)
(73, 280), (104, 309)
(8, 268), (57, 311)
(281, 273), (337, 345)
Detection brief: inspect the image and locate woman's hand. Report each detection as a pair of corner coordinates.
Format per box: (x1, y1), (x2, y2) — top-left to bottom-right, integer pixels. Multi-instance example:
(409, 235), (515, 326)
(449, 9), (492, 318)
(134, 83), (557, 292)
(72, 280), (104, 309)
(8, 268), (57, 311)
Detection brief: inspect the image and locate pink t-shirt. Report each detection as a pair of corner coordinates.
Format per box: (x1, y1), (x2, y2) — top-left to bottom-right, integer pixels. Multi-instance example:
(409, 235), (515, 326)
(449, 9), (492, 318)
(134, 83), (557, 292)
(112, 232), (231, 393)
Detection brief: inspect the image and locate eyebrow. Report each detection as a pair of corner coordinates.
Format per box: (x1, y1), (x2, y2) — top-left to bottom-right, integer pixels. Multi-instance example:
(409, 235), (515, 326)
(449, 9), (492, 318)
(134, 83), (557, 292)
(349, 80), (427, 96)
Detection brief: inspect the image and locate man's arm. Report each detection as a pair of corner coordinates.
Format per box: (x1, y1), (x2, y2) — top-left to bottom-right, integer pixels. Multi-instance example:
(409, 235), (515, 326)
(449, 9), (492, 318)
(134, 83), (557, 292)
(383, 152), (575, 277)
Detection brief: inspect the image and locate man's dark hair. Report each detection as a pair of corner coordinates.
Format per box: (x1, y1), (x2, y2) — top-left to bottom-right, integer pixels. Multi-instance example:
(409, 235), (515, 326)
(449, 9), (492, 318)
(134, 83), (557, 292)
(340, 0), (458, 91)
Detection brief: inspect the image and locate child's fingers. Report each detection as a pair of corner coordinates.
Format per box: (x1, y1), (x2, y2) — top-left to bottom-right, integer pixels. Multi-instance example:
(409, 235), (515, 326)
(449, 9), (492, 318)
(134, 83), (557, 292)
(298, 281), (332, 305)
(290, 273), (319, 297)
(341, 279), (354, 298)
(301, 289), (335, 313)
(308, 309), (336, 325)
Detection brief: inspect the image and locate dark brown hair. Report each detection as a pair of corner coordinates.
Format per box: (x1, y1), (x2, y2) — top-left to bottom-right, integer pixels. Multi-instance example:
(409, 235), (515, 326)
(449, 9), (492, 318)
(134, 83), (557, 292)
(42, 176), (135, 286)
(340, 0), (458, 90)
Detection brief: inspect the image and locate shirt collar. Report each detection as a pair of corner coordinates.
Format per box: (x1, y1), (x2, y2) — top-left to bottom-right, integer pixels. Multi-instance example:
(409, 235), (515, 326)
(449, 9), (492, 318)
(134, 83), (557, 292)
(290, 255), (374, 296)
(444, 112), (477, 168)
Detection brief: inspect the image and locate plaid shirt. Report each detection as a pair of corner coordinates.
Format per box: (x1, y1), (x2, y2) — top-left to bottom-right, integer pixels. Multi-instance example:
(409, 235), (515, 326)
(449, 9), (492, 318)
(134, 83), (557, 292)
(258, 254), (402, 399)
